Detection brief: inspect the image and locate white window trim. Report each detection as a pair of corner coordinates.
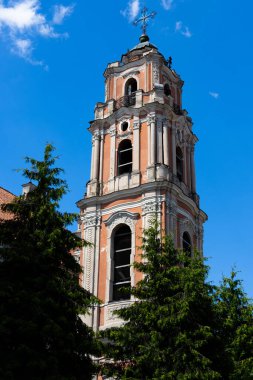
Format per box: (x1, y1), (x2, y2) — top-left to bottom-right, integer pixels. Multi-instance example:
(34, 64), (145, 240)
(104, 211), (139, 303)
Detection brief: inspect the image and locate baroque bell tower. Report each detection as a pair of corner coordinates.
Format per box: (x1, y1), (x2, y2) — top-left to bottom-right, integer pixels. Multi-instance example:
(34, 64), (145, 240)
(77, 10), (207, 331)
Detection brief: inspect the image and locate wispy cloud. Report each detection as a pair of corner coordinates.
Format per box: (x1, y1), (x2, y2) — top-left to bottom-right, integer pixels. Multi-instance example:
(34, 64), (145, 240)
(209, 91), (219, 99)
(175, 20), (192, 38)
(160, 0), (174, 10)
(121, 0), (140, 22)
(0, 0), (74, 68)
(52, 4), (74, 25)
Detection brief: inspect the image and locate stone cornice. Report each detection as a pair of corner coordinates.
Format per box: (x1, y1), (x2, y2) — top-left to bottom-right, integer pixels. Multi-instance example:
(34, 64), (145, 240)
(77, 180), (207, 222)
(89, 101), (193, 134)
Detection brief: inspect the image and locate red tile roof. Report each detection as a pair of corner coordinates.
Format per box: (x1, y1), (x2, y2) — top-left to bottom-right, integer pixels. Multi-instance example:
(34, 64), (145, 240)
(0, 187), (15, 220)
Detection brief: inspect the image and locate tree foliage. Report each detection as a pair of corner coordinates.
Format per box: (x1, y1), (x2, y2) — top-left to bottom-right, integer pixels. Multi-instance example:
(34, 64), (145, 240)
(101, 222), (221, 379)
(214, 271), (253, 379)
(101, 222), (253, 379)
(0, 145), (98, 380)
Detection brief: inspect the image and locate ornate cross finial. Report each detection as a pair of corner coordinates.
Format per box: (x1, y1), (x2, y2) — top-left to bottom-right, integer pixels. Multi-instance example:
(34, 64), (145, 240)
(133, 7), (156, 36)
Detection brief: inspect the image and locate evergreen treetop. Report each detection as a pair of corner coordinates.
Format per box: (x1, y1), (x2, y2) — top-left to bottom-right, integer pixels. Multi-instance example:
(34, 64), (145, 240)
(0, 144), (99, 380)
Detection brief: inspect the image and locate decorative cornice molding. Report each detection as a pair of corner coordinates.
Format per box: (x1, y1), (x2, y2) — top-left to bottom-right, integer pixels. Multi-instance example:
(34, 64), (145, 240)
(104, 211), (140, 235)
(81, 212), (101, 227)
(142, 196), (163, 215)
(104, 210), (139, 227)
(123, 70), (140, 79)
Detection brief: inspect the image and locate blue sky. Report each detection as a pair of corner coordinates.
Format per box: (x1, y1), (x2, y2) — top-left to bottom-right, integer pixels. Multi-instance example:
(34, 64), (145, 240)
(1, 0), (253, 297)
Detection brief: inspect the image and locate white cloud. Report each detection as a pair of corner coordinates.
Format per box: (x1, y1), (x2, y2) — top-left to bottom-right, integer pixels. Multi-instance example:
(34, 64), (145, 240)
(13, 38), (32, 57)
(121, 0), (140, 22)
(175, 21), (182, 31)
(175, 20), (192, 38)
(11, 36), (45, 67)
(0, 0), (44, 30)
(52, 4), (74, 25)
(0, 1), (74, 67)
(209, 91), (219, 99)
(161, 0), (173, 11)
(181, 26), (192, 38)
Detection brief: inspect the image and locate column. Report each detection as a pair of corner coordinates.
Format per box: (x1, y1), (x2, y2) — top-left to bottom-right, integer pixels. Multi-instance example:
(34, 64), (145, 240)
(172, 125), (177, 175)
(187, 144), (192, 189)
(157, 118), (163, 164)
(183, 143), (187, 184)
(163, 119), (169, 166)
(109, 125), (116, 179)
(191, 146), (196, 193)
(90, 138), (95, 180)
(99, 131), (104, 191)
(148, 121), (151, 166)
(93, 131), (100, 180)
(133, 120), (140, 172)
(149, 114), (156, 166)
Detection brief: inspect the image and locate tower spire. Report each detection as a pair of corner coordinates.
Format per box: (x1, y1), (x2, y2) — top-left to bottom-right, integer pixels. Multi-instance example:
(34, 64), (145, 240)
(133, 7), (156, 42)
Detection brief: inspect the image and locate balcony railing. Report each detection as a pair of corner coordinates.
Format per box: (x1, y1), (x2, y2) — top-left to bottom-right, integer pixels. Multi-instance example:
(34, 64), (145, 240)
(115, 93), (136, 110)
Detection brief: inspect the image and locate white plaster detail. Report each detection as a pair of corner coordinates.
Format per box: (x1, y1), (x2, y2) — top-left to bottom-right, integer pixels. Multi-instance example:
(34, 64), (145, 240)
(104, 211), (139, 233)
(104, 211), (139, 304)
(152, 59), (160, 85)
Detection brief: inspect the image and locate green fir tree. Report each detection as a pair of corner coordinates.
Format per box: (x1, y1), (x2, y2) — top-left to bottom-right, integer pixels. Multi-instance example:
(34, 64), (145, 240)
(0, 145), (99, 380)
(101, 221), (221, 379)
(214, 271), (253, 379)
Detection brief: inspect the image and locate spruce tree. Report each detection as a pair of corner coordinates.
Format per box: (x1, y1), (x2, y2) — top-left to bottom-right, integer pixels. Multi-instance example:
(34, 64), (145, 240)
(0, 145), (99, 380)
(101, 221), (221, 379)
(214, 271), (253, 379)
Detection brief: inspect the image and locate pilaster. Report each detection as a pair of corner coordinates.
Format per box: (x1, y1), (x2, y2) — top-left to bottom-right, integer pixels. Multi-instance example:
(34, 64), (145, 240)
(132, 119), (141, 186)
(172, 124), (177, 175)
(147, 113), (156, 181)
(191, 145), (196, 193)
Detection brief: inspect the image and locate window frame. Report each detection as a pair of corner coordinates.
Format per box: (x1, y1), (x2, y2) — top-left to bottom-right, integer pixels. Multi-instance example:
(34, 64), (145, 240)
(182, 231), (192, 255)
(176, 146), (184, 182)
(117, 139), (133, 176)
(113, 225), (132, 302)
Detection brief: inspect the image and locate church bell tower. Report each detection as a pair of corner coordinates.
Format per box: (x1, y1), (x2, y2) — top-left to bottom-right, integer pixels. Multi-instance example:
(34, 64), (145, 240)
(77, 13), (207, 331)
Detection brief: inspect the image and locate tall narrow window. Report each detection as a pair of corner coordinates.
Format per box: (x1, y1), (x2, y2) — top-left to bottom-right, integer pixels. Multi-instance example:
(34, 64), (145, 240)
(124, 78), (137, 106)
(183, 232), (192, 255)
(118, 139), (132, 175)
(164, 83), (171, 96)
(176, 146), (183, 182)
(113, 225), (131, 301)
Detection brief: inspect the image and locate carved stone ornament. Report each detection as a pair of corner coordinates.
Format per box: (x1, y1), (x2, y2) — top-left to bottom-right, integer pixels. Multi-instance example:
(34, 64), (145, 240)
(93, 129), (100, 139)
(106, 302), (131, 322)
(109, 126), (116, 137)
(142, 197), (163, 215)
(152, 59), (160, 84)
(123, 70), (140, 79)
(148, 113), (156, 124)
(133, 121), (140, 130)
(118, 132), (132, 140)
(81, 212), (101, 228)
(104, 211), (139, 236)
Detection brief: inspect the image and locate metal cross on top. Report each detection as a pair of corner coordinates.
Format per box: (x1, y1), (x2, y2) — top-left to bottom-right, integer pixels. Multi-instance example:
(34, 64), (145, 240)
(133, 7), (156, 35)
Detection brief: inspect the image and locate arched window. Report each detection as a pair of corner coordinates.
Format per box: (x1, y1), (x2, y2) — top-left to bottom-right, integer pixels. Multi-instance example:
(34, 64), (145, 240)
(164, 83), (171, 96)
(125, 78), (137, 96)
(176, 146), (183, 182)
(113, 225), (131, 301)
(183, 232), (192, 255)
(118, 139), (132, 175)
(124, 78), (137, 107)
